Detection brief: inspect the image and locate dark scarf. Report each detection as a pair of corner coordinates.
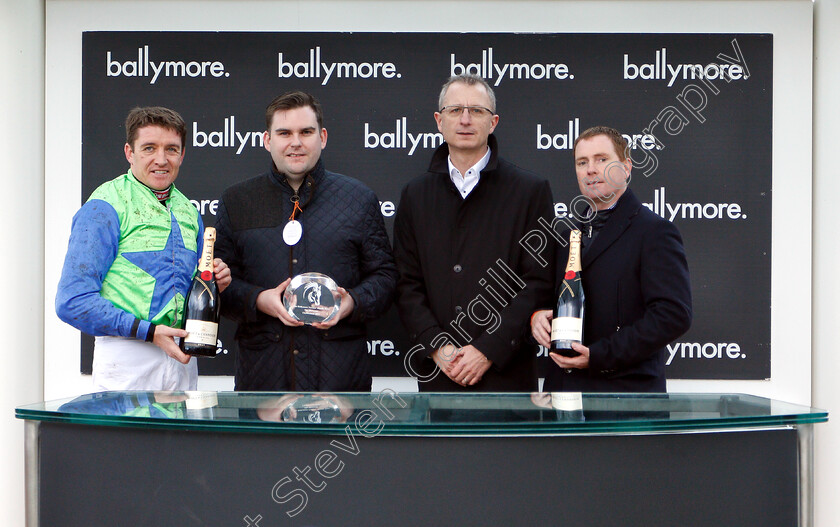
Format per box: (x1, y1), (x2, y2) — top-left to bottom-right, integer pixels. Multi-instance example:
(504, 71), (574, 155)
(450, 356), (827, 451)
(576, 205), (615, 254)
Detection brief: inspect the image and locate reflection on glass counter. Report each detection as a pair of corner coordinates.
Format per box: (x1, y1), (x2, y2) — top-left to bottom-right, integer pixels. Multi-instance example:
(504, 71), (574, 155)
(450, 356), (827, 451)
(17, 391), (827, 436)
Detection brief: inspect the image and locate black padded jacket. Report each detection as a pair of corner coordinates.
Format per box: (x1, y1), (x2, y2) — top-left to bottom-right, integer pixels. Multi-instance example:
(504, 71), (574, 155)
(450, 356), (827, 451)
(215, 160), (397, 391)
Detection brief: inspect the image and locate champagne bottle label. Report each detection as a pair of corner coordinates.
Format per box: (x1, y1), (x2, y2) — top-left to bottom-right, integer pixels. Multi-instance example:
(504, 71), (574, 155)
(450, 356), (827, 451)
(551, 391), (583, 411)
(183, 320), (219, 347)
(551, 316), (583, 341)
(566, 230), (582, 273)
(198, 227), (216, 274)
(184, 391), (219, 410)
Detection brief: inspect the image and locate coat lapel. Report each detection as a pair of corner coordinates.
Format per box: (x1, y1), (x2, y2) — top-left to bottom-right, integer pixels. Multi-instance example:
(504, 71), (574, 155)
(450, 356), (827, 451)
(582, 189), (642, 268)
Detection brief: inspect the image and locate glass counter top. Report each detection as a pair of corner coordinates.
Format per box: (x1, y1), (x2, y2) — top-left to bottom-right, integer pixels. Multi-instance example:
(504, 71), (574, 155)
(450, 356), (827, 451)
(16, 391), (828, 436)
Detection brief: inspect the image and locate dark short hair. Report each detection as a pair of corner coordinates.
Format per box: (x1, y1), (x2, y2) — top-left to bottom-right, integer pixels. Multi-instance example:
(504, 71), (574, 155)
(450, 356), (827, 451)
(265, 91), (324, 131)
(125, 107), (187, 150)
(573, 126), (628, 162)
(438, 74), (497, 113)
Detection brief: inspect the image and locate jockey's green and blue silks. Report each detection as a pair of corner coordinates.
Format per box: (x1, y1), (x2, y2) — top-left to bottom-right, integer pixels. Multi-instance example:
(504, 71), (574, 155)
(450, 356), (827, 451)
(56, 171), (203, 340)
(57, 392), (187, 419)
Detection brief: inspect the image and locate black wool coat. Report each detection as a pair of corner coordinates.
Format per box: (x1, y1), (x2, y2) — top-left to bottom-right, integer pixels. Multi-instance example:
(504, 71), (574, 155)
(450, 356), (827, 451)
(544, 188), (693, 392)
(394, 135), (556, 391)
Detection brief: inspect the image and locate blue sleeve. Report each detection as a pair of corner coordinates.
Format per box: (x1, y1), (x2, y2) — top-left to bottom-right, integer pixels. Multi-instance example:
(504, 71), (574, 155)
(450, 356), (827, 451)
(58, 392), (159, 416)
(55, 199), (153, 339)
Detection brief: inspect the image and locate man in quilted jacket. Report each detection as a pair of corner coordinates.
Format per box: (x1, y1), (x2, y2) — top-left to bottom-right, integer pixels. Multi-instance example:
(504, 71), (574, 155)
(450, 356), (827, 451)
(215, 91), (397, 391)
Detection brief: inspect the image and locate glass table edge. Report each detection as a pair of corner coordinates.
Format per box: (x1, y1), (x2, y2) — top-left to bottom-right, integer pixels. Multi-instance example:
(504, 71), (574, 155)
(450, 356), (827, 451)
(15, 402), (828, 437)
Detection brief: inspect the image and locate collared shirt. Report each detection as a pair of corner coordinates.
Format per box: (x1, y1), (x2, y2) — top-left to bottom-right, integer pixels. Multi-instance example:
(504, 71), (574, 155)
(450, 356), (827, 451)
(448, 147), (491, 199)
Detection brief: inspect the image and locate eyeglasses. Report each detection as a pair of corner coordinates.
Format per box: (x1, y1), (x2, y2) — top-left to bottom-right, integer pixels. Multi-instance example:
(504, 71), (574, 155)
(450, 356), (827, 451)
(439, 105), (495, 118)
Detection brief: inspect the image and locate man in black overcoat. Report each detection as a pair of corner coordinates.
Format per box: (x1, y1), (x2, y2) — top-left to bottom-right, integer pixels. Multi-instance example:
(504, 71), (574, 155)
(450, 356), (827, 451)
(394, 74), (555, 391)
(531, 126), (692, 392)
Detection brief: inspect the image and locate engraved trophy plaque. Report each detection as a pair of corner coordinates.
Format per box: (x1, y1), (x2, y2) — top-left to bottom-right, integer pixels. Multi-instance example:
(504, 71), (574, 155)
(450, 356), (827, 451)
(283, 272), (341, 324)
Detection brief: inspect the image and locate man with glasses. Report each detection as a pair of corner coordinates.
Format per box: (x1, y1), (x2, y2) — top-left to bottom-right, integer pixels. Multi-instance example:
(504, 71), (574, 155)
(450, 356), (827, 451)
(394, 74), (555, 391)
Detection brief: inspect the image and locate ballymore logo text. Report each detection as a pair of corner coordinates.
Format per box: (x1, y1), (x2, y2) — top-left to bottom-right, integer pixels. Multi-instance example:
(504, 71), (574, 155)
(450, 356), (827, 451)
(278, 47), (401, 85)
(106, 46), (229, 84)
(450, 47), (574, 87)
(623, 47), (749, 88)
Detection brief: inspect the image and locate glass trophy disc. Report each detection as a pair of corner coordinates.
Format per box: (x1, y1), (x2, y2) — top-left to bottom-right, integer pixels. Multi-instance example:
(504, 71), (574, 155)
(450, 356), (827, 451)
(283, 272), (341, 324)
(281, 395), (342, 423)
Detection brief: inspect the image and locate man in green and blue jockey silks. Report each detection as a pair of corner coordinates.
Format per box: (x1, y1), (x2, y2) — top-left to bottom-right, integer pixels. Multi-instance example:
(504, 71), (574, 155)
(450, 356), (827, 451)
(56, 107), (231, 391)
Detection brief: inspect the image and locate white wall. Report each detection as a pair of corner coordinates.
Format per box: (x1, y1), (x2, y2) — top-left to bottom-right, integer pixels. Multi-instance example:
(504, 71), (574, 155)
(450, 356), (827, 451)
(1, 1), (44, 526)
(811, 0), (839, 525)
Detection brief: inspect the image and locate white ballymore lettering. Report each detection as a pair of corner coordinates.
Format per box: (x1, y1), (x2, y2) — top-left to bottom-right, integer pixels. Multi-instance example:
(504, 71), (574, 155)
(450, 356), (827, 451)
(623, 46), (749, 88)
(277, 47), (400, 86)
(450, 47), (573, 87)
(367, 339), (398, 356)
(378, 201), (395, 218)
(643, 187), (747, 222)
(536, 119), (580, 150)
(536, 119), (660, 152)
(190, 199), (220, 216)
(666, 341), (743, 365)
(106, 46), (228, 85)
(364, 118), (443, 156)
(192, 117), (264, 155)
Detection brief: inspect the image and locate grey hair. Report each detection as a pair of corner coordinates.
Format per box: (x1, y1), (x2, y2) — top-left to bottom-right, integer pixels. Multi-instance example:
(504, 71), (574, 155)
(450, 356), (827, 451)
(438, 74), (497, 113)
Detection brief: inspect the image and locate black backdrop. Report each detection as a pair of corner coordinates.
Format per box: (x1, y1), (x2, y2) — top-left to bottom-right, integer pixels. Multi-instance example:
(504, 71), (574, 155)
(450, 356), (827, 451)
(80, 32), (772, 380)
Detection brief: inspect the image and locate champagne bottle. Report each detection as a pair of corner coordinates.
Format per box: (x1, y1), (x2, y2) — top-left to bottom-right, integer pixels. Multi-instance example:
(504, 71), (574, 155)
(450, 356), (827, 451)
(180, 227), (220, 357)
(551, 229), (584, 357)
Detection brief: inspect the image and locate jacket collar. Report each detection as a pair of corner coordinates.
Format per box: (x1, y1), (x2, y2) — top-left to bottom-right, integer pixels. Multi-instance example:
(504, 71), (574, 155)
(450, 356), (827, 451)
(126, 169), (177, 203)
(269, 158), (326, 204)
(580, 188), (643, 267)
(428, 134), (500, 175)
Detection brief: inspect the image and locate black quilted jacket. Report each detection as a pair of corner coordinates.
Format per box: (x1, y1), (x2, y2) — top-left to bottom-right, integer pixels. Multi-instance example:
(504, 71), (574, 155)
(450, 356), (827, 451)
(215, 160), (397, 391)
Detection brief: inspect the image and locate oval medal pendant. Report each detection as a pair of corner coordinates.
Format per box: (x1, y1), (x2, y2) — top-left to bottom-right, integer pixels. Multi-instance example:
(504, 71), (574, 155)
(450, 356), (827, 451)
(283, 220), (303, 246)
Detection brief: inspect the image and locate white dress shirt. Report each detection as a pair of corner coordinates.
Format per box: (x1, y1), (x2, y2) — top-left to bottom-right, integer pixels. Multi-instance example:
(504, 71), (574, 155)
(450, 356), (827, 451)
(448, 147), (491, 199)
